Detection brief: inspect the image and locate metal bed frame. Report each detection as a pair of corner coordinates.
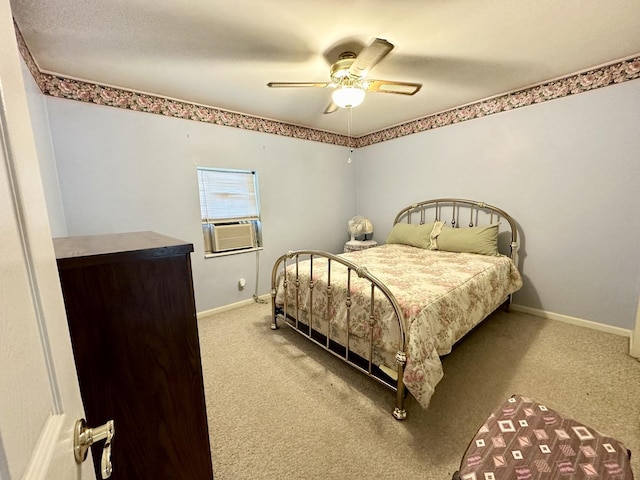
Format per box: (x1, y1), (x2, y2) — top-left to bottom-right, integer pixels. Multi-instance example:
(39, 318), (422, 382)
(270, 198), (519, 420)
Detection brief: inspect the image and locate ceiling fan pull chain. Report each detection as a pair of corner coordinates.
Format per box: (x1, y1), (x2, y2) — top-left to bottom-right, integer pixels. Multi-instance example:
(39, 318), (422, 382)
(347, 107), (353, 163)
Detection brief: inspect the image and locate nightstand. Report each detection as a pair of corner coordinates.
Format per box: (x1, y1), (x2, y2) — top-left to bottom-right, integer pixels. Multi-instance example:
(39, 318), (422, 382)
(344, 239), (378, 253)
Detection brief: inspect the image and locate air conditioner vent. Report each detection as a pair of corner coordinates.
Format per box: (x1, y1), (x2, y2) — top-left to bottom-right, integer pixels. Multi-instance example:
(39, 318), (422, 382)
(211, 223), (256, 252)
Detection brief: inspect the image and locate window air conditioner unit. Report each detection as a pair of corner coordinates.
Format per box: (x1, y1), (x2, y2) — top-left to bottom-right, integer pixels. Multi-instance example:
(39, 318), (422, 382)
(211, 223), (256, 252)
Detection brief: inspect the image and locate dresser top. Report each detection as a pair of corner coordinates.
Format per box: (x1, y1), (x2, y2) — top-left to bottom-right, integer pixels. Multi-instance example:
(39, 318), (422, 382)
(54, 231), (193, 262)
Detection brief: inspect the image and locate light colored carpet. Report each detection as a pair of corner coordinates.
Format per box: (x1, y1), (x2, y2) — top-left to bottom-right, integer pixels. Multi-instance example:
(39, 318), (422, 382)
(198, 303), (639, 479)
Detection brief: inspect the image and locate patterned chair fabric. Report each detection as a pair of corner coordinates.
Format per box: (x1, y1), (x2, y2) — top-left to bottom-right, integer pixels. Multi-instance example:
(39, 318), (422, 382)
(453, 395), (633, 479)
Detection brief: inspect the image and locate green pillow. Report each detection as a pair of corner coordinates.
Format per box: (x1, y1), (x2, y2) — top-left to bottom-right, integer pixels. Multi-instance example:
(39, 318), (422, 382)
(434, 224), (499, 256)
(385, 222), (435, 249)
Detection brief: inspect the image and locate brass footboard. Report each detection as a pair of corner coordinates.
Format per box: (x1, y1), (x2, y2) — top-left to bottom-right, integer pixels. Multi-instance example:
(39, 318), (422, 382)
(270, 250), (408, 420)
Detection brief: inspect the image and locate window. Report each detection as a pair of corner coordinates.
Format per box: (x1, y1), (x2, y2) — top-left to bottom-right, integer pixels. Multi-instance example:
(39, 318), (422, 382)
(197, 167), (262, 255)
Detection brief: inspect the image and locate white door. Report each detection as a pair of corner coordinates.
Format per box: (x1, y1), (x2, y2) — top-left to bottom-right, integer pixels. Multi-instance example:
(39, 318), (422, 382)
(0, 134), (97, 480)
(0, 2), (97, 477)
(631, 295), (640, 360)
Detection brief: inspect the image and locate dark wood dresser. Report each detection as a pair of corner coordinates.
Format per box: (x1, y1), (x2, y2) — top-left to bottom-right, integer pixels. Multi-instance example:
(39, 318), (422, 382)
(54, 231), (214, 479)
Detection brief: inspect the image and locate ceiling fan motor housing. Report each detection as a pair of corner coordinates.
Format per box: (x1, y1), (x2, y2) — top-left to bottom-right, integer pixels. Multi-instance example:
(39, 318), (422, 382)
(330, 53), (358, 83)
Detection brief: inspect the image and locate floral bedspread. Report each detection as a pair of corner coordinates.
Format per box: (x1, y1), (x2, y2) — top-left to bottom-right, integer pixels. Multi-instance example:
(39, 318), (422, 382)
(274, 243), (523, 410)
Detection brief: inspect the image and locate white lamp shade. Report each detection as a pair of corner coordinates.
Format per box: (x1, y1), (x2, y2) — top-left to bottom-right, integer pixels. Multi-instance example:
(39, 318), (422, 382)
(332, 85), (365, 108)
(348, 216), (374, 240)
(361, 218), (373, 235)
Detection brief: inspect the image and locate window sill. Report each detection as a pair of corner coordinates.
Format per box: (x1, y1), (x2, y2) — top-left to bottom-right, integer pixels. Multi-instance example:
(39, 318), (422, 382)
(204, 247), (263, 259)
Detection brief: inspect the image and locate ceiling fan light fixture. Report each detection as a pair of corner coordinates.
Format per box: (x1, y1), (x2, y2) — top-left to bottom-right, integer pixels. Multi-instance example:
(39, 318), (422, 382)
(266, 39), (422, 115)
(332, 84), (366, 108)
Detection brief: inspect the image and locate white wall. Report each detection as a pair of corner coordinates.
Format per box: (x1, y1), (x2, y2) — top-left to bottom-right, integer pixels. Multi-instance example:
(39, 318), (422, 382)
(20, 63), (68, 237)
(44, 98), (356, 312)
(357, 79), (640, 330)
(25, 59), (640, 330)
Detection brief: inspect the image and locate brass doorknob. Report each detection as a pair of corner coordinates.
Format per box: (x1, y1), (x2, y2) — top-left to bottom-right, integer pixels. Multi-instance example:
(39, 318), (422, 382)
(74, 418), (115, 479)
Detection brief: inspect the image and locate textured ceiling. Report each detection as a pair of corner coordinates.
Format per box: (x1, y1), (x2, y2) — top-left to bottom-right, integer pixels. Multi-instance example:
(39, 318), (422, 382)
(10, 0), (640, 137)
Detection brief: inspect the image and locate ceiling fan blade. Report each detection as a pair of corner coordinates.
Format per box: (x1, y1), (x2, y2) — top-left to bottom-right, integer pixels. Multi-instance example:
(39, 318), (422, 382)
(349, 38), (394, 78)
(323, 102), (338, 114)
(267, 82), (331, 88)
(364, 79), (422, 95)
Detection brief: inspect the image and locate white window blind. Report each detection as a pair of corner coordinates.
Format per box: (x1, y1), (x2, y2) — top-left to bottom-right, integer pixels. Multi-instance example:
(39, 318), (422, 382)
(197, 168), (259, 222)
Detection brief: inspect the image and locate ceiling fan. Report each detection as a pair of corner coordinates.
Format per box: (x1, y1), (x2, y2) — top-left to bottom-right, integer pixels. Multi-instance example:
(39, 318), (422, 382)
(267, 38), (422, 114)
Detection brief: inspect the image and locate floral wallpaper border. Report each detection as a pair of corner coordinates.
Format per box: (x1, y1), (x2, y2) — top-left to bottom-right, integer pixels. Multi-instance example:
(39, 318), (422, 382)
(15, 23), (640, 148)
(356, 56), (640, 148)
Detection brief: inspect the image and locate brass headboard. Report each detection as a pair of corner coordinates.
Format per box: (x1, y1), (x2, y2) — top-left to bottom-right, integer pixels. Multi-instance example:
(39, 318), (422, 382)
(393, 198), (519, 263)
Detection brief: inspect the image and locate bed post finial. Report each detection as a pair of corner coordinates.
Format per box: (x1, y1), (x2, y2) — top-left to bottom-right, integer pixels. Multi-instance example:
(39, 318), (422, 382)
(510, 241), (519, 265)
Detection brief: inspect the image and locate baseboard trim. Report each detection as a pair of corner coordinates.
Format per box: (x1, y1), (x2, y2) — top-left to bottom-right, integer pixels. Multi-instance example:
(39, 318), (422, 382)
(510, 303), (632, 338)
(197, 299), (633, 340)
(197, 294), (271, 320)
